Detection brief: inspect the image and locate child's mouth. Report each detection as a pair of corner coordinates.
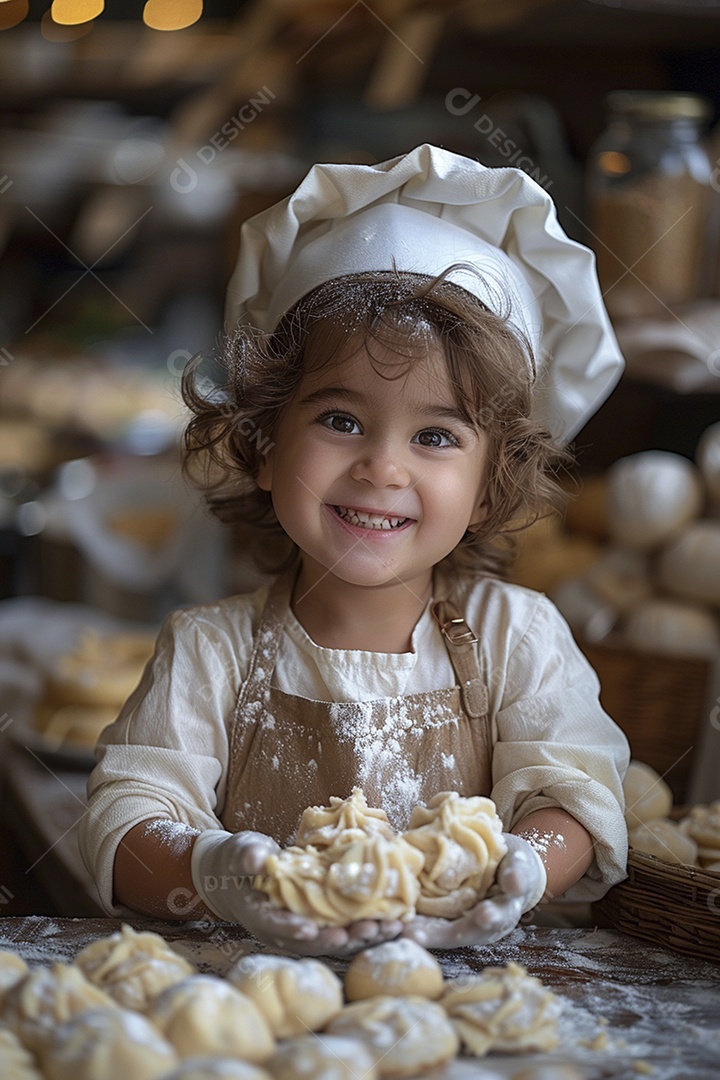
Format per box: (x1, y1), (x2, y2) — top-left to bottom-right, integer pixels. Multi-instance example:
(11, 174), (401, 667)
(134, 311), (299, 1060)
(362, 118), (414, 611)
(332, 505), (410, 531)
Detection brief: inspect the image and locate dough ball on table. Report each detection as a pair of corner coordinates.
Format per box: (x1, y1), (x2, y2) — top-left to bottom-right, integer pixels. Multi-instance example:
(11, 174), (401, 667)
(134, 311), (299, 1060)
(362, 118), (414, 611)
(696, 420), (720, 504)
(38, 1006), (177, 1080)
(679, 801), (720, 866)
(73, 924), (195, 1011)
(344, 938), (444, 1002)
(0, 949), (28, 1005)
(267, 1034), (378, 1080)
(440, 962), (561, 1056)
(294, 788), (395, 847)
(622, 599), (720, 658)
(161, 1061), (272, 1080)
(255, 834), (423, 927)
(658, 522), (720, 606)
(2, 962), (117, 1053)
(623, 760), (673, 829)
(325, 995), (459, 1077)
(402, 792), (507, 918)
(628, 819), (698, 866)
(148, 974), (275, 1062)
(226, 954), (342, 1039)
(0, 1025), (43, 1079)
(606, 451), (703, 551)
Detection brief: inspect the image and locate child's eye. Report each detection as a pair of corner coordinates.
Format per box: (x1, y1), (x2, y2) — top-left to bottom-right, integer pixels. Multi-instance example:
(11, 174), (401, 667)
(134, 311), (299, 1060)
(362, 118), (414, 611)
(414, 428), (459, 448)
(318, 412), (362, 435)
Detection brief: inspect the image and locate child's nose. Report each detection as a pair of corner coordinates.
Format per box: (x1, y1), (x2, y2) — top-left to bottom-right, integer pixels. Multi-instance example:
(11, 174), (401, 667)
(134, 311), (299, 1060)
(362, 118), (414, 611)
(349, 443), (411, 488)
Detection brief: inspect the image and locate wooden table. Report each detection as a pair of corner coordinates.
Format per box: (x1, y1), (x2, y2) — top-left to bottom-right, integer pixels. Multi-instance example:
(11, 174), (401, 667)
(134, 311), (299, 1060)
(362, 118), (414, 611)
(2, 916), (718, 1079)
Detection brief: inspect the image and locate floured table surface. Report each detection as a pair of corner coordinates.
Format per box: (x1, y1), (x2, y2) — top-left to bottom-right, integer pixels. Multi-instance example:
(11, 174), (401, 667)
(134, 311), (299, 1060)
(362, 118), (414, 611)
(1, 917), (718, 1079)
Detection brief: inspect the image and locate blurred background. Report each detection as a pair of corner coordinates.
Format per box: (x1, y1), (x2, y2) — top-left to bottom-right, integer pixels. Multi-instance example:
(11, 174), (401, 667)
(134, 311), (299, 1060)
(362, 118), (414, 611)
(1, 0), (720, 917)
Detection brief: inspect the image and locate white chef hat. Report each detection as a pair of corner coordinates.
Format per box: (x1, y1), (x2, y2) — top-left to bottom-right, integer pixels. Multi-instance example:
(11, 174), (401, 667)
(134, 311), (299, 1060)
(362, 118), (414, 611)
(225, 143), (624, 443)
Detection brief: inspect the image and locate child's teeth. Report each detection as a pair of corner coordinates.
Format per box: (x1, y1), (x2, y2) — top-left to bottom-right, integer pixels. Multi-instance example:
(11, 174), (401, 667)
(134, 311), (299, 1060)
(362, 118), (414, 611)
(337, 506), (407, 529)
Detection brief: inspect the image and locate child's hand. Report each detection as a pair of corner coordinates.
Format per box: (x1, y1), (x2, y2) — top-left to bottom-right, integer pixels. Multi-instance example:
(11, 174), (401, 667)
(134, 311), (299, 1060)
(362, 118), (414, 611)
(400, 834), (546, 950)
(190, 828), (281, 920)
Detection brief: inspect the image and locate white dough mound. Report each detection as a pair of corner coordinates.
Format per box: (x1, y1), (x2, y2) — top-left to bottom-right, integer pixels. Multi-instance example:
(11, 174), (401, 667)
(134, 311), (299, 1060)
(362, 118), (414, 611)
(73, 924), (195, 1011)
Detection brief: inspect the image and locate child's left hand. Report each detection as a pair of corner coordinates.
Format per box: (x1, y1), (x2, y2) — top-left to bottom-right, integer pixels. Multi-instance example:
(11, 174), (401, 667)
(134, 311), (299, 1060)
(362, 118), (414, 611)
(400, 834), (547, 949)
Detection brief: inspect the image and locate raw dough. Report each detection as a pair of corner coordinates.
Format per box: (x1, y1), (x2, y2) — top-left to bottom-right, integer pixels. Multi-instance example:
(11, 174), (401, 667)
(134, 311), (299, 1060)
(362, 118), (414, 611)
(256, 834), (423, 926)
(440, 961), (561, 1055)
(658, 522), (720, 606)
(628, 819), (698, 865)
(326, 995), (459, 1077)
(679, 801), (720, 866)
(2, 962), (117, 1052)
(147, 974), (275, 1062)
(0, 950), (28, 1004)
(226, 954), (343, 1039)
(622, 760), (673, 829)
(0, 1025), (43, 1079)
(160, 1061), (272, 1080)
(73, 924), (195, 1011)
(267, 1034), (378, 1080)
(402, 792), (507, 917)
(606, 451), (703, 551)
(37, 1006), (177, 1080)
(295, 788), (395, 847)
(344, 938), (444, 1002)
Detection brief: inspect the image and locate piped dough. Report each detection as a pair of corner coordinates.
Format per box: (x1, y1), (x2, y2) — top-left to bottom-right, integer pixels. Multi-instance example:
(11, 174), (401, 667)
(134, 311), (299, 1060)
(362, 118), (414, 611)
(2, 962), (117, 1053)
(147, 974), (275, 1062)
(37, 1006), (177, 1080)
(295, 788), (396, 847)
(267, 1034), (378, 1080)
(73, 924), (195, 1011)
(0, 949), (29, 1005)
(440, 961), (561, 1056)
(678, 801), (720, 866)
(226, 954), (343, 1039)
(0, 1025), (43, 1079)
(344, 938), (444, 1002)
(326, 995), (459, 1077)
(402, 791), (507, 917)
(159, 1062), (271, 1080)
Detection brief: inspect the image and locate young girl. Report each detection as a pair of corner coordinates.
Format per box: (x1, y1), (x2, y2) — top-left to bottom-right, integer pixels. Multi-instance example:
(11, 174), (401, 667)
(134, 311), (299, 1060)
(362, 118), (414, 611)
(80, 145), (629, 955)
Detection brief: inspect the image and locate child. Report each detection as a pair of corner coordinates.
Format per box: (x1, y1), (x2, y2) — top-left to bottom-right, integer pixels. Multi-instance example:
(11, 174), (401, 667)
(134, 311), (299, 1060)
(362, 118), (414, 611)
(80, 145), (629, 955)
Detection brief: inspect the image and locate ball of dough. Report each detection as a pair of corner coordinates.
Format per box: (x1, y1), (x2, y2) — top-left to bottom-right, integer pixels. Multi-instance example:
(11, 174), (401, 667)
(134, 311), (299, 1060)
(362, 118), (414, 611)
(585, 547), (652, 616)
(256, 834), (423, 927)
(295, 788), (395, 847)
(160, 1061), (272, 1080)
(73, 924), (195, 1011)
(402, 792), (507, 917)
(440, 961), (561, 1056)
(326, 995), (459, 1077)
(623, 761), (673, 829)
(38, 1006), (177, 1080)
(344, 938), (444, 1002)
(622, 599), (720, 659)
(267, 1034), (378, 1080)
(657, 522), (720, 606)
(679, 801), (720, 866)
(148, 974), (275, 1062)
(628, 819), (698, 866)
(607, 451), (703, 551)
(696, 420), (720, 504)
(0, 1025), (43, 1079)
(0, 949), (29, 1005)
(226, 954), (342, 1039)
(2, 962), (117, 1052)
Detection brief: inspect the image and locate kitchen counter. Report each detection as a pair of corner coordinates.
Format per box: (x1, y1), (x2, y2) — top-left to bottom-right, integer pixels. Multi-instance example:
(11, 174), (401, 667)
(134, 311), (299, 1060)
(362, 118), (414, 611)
(2, 916), (718, 1079)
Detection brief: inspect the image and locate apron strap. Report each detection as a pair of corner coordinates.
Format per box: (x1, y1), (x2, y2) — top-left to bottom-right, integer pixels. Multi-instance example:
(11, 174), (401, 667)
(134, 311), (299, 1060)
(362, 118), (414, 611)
(432, 598), (489, 719)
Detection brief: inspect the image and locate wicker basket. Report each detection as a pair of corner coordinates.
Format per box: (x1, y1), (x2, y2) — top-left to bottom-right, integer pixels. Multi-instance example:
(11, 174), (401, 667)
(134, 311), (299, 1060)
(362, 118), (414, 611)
(578, 638), (712, 803)
(593, 849), (720, 964)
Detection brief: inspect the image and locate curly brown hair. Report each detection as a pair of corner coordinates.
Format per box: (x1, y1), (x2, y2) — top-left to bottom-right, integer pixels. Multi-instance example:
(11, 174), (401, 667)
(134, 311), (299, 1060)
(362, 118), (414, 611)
(182, 269), (572, 576)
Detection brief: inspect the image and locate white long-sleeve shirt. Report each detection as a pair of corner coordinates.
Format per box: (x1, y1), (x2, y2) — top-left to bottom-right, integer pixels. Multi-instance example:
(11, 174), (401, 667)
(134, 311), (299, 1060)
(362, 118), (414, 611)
(80, 574), (629, 914)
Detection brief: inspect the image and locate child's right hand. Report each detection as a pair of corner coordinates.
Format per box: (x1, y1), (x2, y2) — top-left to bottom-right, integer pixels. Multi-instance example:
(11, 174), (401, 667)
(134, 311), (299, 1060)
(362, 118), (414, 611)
(191, 829), (402, 955)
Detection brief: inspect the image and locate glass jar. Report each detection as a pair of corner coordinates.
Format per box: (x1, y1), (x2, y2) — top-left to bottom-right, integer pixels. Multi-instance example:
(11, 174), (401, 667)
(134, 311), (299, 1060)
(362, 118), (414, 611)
(586, 91), (713, 319)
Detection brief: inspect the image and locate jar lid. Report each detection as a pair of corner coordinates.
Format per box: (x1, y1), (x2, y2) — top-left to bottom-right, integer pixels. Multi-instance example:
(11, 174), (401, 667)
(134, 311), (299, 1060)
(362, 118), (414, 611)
(606, 90), (711, 122)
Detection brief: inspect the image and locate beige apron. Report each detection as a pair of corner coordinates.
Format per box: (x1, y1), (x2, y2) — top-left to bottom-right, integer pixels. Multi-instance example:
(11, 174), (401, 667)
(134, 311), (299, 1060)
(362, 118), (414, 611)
(221, 571), (492, 844)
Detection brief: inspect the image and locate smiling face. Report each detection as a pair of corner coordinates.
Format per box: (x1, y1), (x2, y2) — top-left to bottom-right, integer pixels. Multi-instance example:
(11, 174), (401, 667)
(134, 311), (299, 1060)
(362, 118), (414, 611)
(256, 331), (491, 604)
